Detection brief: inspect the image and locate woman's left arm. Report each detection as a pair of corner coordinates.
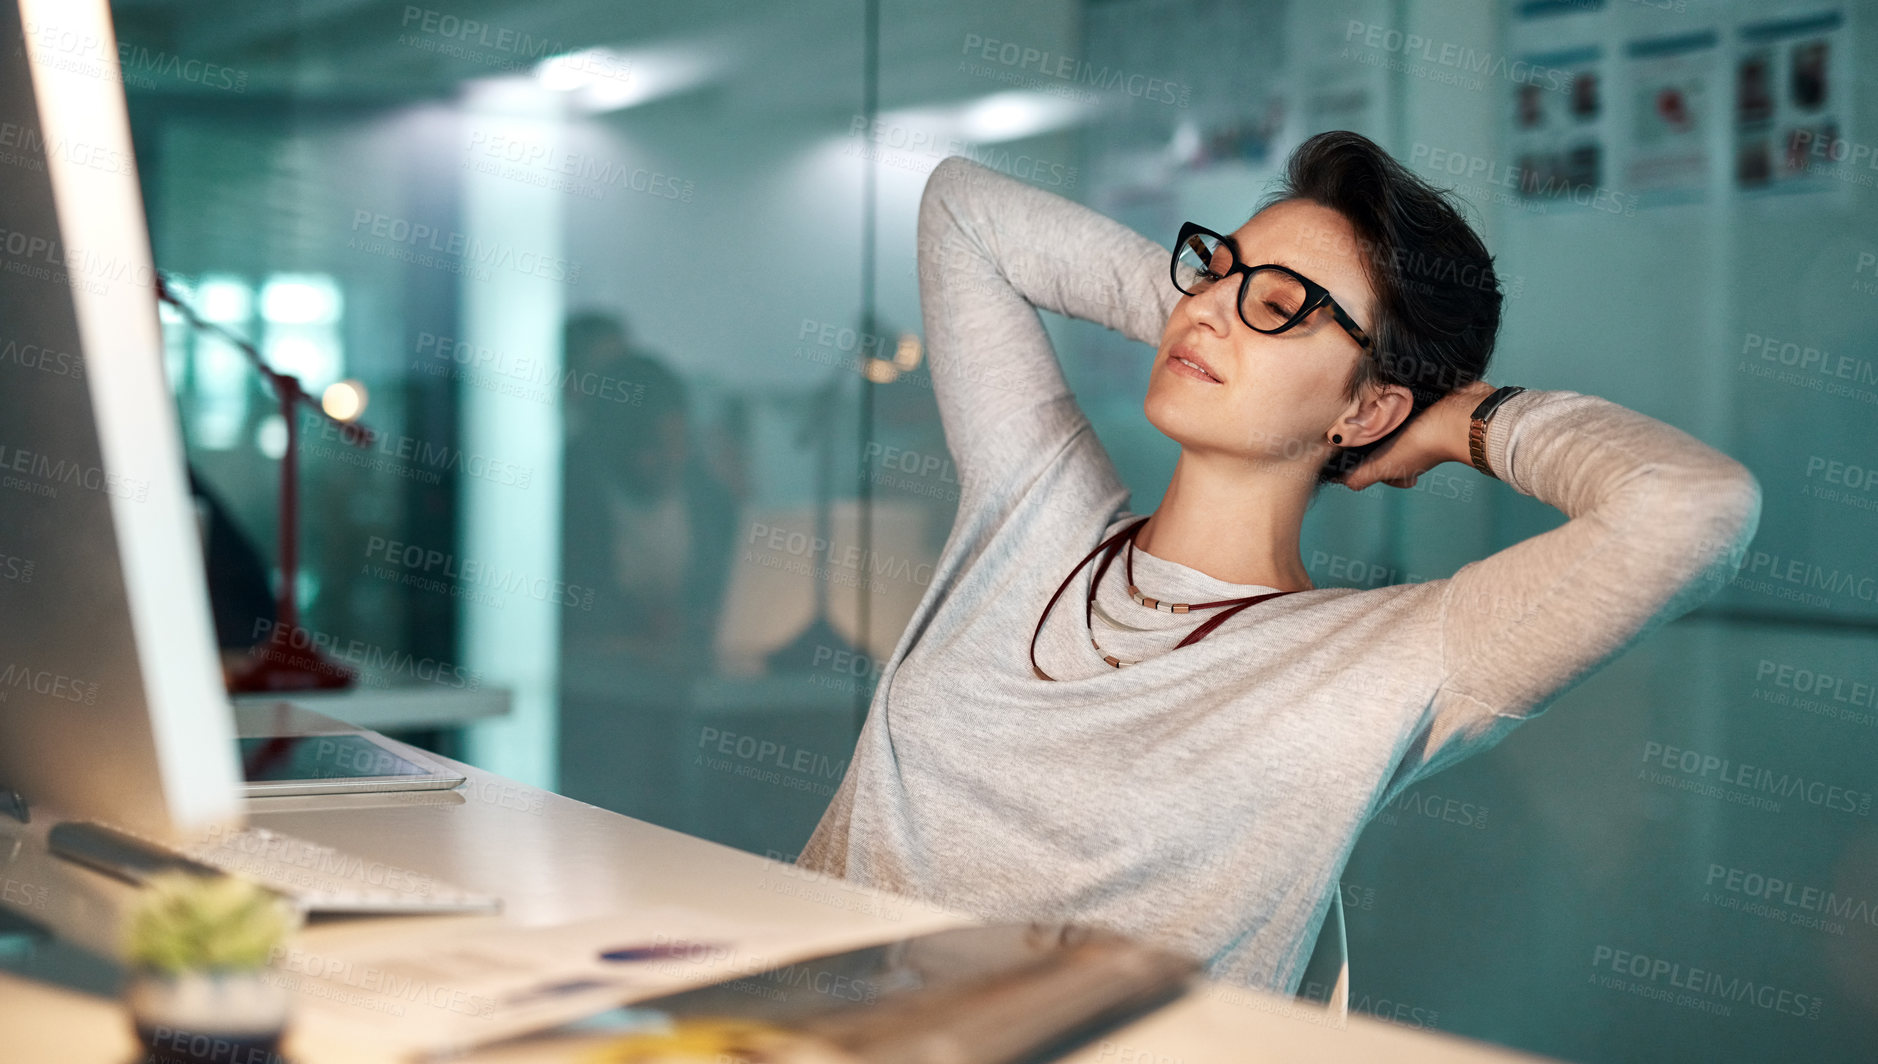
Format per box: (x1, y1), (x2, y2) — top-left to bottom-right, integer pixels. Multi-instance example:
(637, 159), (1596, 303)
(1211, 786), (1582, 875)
(1351, 384), (1762, 775)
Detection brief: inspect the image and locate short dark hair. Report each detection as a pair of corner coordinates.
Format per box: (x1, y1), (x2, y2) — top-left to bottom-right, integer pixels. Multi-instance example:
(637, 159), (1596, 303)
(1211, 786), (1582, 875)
(1256, 130), (1504, 489)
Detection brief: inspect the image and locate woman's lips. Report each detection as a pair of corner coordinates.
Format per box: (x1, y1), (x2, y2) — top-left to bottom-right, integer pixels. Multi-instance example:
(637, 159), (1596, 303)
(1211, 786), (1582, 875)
(1167, 347), (1223, 383)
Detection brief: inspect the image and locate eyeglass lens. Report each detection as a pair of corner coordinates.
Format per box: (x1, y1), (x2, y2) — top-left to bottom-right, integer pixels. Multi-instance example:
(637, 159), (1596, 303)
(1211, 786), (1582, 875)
(1174, 231), (1309, 332)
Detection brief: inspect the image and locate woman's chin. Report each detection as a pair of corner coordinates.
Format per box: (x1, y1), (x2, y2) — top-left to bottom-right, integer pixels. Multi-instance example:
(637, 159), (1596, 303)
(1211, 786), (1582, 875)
(1145, 393), (1305, 462)
(1142, 390), (1211, 447)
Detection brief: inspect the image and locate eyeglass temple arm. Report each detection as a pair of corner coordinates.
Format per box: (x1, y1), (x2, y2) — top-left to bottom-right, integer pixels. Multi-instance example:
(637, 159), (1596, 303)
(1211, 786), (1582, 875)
(1327, 303), (1372, 350)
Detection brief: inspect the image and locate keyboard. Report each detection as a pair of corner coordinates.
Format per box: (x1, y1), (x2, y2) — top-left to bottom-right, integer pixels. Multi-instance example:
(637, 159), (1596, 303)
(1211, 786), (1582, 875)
(48, 819), (501, 915)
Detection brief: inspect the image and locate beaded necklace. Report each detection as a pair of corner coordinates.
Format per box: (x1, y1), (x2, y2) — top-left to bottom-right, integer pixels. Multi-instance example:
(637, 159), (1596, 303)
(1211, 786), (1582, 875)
(1028, 516), (1306, 681)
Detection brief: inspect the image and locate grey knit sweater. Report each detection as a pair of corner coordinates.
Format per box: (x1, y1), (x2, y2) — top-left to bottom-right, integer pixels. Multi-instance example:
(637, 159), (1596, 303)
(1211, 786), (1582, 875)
(796, 155), (1762, 994)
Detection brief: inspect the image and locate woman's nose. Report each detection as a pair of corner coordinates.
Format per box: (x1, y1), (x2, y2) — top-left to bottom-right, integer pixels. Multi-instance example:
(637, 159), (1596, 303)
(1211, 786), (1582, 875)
(1189, 273), (1244, 334)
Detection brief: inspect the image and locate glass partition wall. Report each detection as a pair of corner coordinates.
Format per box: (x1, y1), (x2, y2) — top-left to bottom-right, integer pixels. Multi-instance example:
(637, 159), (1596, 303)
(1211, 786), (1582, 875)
(116, 0), (1875, 1059)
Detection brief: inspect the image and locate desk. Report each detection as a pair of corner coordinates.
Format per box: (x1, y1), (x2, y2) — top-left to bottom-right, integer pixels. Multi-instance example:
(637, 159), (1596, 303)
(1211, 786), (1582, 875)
(0, 733), (1557, 1063)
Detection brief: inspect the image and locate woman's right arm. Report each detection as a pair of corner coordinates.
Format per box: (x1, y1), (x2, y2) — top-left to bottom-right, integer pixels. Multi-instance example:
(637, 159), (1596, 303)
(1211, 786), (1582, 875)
(914, 156), (1178, 496)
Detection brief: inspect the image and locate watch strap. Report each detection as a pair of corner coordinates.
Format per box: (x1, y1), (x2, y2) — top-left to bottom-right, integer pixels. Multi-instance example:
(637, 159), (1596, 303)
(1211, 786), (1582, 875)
(1468, 385), (1527, 479)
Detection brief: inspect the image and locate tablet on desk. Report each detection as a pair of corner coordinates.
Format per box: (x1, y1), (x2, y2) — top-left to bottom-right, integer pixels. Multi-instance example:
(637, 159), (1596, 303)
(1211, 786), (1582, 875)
(237, 732), (466, 797)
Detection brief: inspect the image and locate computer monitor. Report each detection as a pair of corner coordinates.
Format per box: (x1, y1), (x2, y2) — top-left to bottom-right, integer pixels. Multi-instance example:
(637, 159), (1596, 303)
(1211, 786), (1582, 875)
(0, 0), (245, 840)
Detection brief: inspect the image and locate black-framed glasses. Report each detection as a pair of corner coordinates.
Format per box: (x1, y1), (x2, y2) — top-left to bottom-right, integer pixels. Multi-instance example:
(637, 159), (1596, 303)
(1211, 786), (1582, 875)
(1169, 221), (1372, 353)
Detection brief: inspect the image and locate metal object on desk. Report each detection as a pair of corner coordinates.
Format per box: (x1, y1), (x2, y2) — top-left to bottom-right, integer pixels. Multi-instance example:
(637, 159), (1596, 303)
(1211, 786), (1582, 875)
(641, 922), (1200, 1064)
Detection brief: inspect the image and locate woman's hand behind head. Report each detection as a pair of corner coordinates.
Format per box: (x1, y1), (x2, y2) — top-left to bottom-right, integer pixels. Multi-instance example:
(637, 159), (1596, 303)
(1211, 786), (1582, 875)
(1336, 379), (1496, 492)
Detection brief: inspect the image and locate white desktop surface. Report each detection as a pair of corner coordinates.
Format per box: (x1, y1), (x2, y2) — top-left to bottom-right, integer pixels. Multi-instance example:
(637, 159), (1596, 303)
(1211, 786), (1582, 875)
(0, 732), (1556, 1063)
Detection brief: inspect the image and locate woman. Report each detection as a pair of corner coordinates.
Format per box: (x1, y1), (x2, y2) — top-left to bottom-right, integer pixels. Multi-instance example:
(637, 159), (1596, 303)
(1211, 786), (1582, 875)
(796, 131), (1760, 995)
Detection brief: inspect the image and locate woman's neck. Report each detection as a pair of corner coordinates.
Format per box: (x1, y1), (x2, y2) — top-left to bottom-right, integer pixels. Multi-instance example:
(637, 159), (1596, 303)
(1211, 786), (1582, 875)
(1135, 448), (1316, 592)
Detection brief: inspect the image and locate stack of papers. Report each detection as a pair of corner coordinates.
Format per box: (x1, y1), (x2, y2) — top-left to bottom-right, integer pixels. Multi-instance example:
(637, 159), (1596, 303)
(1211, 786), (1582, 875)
(274, 904), (866, 1058)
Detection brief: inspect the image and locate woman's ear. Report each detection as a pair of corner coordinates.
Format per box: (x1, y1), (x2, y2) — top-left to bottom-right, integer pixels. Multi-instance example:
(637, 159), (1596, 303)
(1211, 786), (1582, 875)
(1335, 382), (1415, 448)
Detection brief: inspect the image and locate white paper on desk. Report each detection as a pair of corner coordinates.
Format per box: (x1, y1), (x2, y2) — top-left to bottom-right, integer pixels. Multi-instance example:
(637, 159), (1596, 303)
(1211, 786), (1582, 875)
(275, 904), (816, 1059)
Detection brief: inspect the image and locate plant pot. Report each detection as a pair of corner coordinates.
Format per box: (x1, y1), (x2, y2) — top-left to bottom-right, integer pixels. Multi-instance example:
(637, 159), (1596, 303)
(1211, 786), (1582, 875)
(126, 968), (291, 1064)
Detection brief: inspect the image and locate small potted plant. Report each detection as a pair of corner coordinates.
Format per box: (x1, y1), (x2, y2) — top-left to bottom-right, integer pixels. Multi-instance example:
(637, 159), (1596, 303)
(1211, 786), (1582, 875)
(121, 870), (302, 1064)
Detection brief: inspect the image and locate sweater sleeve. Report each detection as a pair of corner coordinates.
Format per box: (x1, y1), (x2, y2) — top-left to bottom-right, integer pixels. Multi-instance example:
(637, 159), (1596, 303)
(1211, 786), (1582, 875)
(914, 155), (1179, 503)
(1389, 389), (1762, 790)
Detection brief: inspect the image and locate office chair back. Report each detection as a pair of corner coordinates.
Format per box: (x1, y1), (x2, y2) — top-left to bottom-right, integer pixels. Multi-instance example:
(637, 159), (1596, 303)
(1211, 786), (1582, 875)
(1297, 886), (1350, 1019)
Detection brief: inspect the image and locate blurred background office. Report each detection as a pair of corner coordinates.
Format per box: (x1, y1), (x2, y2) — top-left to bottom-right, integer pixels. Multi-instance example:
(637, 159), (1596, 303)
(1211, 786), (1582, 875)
(96, 0), (1875, 1059)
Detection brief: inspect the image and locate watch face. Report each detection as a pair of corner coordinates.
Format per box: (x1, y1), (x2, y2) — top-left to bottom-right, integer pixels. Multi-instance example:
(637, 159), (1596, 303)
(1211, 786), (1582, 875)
(1472, 385), (1524, 421)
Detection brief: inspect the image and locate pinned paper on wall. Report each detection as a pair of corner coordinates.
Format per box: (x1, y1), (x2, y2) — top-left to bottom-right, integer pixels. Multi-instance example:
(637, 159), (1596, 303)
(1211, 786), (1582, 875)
(1624, 30), (1717, 204)
(1733, 9), (1847, 197)
(1509, 44), (1617, 214)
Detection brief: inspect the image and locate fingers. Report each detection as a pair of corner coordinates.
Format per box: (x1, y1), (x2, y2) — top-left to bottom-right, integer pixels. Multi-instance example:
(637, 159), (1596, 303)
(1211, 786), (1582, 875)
(1342, 467), (1419, 491)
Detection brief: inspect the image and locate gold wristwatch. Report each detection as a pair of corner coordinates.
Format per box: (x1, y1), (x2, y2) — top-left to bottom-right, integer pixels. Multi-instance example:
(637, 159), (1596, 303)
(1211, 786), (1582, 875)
(1467, 385), (1526, 479)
